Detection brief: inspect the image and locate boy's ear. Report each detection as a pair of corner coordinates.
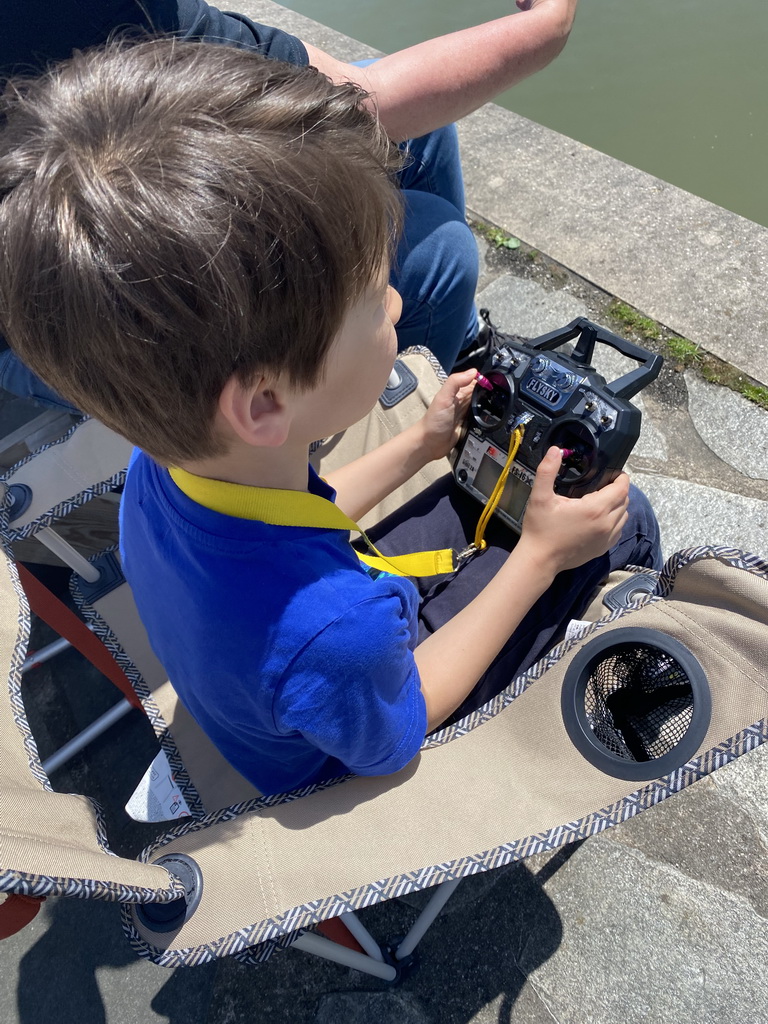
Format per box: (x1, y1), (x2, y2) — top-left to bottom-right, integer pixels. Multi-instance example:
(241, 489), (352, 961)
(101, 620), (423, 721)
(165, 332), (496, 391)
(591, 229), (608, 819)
(218, 374), (292, 448)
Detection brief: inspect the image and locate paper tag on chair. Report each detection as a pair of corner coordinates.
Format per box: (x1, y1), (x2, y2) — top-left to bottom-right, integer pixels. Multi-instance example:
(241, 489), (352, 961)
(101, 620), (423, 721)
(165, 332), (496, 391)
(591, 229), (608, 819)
(565, 618), (593, 642)
(125, 750), (193, 822)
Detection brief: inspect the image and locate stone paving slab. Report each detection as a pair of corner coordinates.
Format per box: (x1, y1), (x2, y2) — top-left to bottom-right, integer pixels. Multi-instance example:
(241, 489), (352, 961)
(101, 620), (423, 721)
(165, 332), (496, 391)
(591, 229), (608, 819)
(711, 741), (768, 841)
(476, 275), (590, 338)
(525, 837), (768, 1024)
(685, 372), (768, 480)
(605, 774), (768, 920)
(629, 474), (768, 559)
(247, 0), (380, 63)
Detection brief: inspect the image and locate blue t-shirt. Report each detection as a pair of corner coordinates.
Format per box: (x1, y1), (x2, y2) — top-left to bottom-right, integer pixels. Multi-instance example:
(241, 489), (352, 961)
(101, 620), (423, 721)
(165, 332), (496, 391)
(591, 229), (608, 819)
(120, 452), (427, 795)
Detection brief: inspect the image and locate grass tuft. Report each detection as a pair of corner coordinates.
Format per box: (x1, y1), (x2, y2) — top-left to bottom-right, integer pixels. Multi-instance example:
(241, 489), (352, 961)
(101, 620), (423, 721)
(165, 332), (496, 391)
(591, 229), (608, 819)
(472, 219), (521, 250)
(607, 301), (661, 341)
(665, 336), (701, 366)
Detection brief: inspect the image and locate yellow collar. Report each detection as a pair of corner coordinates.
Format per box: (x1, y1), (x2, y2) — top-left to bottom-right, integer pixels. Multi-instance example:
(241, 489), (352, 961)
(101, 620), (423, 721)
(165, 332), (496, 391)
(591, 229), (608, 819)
(168, 465), (457, 578)
(169, 466), (347, 530)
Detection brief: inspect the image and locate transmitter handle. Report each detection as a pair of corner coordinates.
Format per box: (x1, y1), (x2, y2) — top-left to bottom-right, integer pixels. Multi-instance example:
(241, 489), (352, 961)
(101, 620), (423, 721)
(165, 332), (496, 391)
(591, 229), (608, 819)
(527, 317), (663, 401)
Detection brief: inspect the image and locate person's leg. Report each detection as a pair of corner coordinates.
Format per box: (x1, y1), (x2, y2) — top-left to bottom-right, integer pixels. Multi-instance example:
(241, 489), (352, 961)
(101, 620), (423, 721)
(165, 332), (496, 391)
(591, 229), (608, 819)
(397, 123), (466, 215)
(394, 125), (480, 365)
(0, 346), (79, 412)
(394, 189), (479, 370)
(365, 476), (662, 721)
(395, 126), (532, 369)
(351, 62), (479, 365)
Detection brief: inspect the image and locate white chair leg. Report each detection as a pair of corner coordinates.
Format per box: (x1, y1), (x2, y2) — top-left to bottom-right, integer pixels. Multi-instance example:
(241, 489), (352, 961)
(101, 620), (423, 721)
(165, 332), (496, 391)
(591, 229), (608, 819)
(292, 932), (397, 981)
(36, 526), (101, 582)
(394, 878), (462, 960)
(41, 698), (134, 775)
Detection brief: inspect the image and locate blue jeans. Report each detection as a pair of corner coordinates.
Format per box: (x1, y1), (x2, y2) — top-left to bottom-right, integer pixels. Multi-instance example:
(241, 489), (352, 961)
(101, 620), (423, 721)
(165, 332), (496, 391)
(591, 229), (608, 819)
(352, 58), (479, 368)
(365, 476), (663, 723)
(394, 127), (479, 369)
(0, 347), (78, 411)
(0, 118), (479, 407)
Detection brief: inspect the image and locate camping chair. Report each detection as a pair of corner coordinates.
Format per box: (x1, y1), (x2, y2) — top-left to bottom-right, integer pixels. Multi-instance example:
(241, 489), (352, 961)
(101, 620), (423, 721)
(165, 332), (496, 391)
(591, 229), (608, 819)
(1, 349), (767, 978)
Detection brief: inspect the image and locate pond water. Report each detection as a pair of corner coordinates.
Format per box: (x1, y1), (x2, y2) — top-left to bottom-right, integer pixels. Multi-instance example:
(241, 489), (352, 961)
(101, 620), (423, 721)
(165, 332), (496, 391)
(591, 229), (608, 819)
(280, 0), (768, 226)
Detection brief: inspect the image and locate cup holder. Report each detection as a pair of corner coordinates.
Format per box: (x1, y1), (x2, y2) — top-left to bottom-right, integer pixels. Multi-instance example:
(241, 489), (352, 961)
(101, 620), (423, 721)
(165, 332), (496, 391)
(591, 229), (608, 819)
(134, 853), (203, 935)
(561, 627), (711, 781)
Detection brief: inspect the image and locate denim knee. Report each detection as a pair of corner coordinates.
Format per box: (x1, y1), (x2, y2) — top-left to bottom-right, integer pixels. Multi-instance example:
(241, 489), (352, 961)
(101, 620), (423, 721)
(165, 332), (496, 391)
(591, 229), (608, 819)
(393, 190), (479, 366)
(619, 483), (664, 571)
(398, 124), (465, 214)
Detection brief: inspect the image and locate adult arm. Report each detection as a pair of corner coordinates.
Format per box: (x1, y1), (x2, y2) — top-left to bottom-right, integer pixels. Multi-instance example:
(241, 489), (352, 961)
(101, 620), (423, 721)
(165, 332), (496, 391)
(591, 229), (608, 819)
(302, 0), (578, 141)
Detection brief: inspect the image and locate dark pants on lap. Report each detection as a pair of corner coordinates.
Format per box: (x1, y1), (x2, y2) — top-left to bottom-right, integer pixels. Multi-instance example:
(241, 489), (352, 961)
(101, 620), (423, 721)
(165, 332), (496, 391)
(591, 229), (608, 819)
(364, 476), (663, 723)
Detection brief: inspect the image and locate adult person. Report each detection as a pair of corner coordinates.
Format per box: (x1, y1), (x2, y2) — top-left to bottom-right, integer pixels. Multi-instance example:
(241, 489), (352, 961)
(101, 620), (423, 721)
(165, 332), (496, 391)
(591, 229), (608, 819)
(0, 0), (578, 407)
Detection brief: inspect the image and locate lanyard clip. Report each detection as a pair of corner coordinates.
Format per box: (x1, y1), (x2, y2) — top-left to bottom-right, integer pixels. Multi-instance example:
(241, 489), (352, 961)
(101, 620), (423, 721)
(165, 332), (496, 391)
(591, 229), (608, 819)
(455, 542), (481, 567)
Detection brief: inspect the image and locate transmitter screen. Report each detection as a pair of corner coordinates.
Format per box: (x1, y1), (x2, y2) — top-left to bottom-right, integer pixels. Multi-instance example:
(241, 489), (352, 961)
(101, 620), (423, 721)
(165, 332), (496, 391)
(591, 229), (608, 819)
(475, 454), (531, 524)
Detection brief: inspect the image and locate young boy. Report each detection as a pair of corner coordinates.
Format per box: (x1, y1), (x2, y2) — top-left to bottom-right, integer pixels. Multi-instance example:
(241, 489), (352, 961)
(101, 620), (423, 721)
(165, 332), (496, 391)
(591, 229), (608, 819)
(0, 40), (661, 795)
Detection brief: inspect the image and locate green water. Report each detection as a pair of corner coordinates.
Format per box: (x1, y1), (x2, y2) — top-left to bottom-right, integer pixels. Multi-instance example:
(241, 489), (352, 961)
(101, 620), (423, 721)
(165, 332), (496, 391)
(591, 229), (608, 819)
(280, 0), (768, 226)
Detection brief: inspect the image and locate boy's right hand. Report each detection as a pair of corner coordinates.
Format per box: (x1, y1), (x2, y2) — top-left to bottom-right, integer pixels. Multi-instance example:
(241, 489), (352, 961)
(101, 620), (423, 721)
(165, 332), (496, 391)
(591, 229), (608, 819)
(517, 446), (630, 575)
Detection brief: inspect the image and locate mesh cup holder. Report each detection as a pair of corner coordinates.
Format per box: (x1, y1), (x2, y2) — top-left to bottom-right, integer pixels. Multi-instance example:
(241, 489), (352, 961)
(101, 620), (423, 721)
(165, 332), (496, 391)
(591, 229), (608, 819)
(561, 627), (711, 781)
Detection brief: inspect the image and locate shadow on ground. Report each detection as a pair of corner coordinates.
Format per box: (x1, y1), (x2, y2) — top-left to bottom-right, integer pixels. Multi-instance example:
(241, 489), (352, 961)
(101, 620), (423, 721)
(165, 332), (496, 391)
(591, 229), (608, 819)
(14, 845), (581, 1024)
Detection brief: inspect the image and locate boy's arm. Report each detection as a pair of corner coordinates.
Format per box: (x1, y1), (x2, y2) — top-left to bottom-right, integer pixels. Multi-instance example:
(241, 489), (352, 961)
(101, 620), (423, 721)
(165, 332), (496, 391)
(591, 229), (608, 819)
(302, 0), (578, 142)
(325, 370), (476, 521)
(415, 449), (630, 730)
(323, 421), (438, 523)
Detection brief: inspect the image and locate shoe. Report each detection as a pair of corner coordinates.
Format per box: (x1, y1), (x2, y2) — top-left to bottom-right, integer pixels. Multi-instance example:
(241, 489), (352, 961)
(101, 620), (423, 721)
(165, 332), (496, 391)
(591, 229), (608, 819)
(452, 308), (529, 372)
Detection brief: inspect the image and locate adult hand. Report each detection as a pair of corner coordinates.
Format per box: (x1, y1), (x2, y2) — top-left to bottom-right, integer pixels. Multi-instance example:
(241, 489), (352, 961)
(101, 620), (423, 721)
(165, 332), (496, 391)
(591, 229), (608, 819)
(416, 369), (477, 461)
(516, 446), (630, 575)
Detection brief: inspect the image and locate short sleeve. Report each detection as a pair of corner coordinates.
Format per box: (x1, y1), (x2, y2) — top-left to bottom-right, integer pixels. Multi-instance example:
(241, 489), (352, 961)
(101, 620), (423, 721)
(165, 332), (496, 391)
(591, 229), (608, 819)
(174, 0), (309, 64)
(2, 0), (308, 80)
(274, 591), (427, 777)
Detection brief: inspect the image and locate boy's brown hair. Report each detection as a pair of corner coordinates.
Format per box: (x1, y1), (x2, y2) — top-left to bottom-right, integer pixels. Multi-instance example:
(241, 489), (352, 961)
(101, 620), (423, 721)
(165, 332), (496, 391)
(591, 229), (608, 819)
(0, 40), (403, 464)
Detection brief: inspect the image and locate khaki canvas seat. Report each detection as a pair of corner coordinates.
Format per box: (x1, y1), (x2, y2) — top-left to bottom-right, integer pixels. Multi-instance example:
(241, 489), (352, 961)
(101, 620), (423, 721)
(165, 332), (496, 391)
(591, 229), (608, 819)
(1, 350), (767, 978)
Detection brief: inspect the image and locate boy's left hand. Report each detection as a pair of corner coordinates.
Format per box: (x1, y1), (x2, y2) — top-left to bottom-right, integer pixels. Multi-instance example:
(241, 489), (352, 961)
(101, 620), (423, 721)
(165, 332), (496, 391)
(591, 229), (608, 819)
(416, 369), (477, 461)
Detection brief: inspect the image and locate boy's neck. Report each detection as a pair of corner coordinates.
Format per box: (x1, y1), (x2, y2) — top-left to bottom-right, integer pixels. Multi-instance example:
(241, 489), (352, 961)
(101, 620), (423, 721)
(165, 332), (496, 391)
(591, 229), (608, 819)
(177, 440), (310, 492)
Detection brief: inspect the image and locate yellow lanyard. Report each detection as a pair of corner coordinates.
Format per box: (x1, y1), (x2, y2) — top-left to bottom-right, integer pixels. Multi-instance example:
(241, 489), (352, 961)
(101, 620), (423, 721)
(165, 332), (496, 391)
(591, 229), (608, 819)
(472, 426), (525, 551)
(168, 466), (457, 578)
